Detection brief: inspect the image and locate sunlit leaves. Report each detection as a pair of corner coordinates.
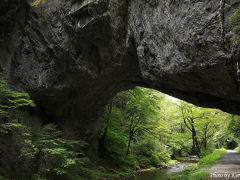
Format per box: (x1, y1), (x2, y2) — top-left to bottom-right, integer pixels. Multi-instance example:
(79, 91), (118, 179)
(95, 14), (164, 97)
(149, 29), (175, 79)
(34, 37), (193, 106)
(0, 79), (35, 115)
(20, 123), (88, 176)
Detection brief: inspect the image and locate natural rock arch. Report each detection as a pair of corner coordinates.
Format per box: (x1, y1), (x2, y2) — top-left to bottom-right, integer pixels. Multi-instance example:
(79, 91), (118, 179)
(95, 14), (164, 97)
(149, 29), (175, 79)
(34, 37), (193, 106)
(1, 0), (240, 155)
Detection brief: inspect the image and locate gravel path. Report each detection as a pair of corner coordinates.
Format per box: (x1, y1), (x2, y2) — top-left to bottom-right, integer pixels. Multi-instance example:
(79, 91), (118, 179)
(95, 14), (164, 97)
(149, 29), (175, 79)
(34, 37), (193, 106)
(208, 150), (240, 179)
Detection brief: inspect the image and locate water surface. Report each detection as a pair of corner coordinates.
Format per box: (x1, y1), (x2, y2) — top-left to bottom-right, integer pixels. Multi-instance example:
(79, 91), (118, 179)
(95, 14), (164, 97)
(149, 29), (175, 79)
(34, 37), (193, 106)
(129, 161), (197, 180)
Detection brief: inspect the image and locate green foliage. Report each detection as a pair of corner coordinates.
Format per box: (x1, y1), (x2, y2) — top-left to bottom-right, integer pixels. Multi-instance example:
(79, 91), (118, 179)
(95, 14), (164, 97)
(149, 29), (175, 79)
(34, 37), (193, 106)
(0, 79), (35, 115)
(99, 87), (168, 171)
(199, 149), (212, 157)
(132, 137), (170, 167)
(173, 149), (226, 180)
(172, 169), (209, 180)
(98, 86), (233, 179)
(197, 148), (226, 168)
(178, 102), (228, 157)
(0, 79), (35, 137)
(32, 174), (44, 180)
(171, 169), (193, 180)
(0, 120), (30, 135)
(234, 147), (240, 152)
(0, 122), (89, 179)
(0, 80), (234, 179)
(167, 132), (191, 158)
(187, 171), (209, 180)
(103, 129), (128, 164)
(77, 167), (133, 180)
(228, 115), (240, 138)
(230, 6), (240, 26)
(0, 79), (37, 179)
(21, 124), (88, 177)
(0, 79), (88, 179)
(0, 78), (236, 179)
(229, 6), (240, 49)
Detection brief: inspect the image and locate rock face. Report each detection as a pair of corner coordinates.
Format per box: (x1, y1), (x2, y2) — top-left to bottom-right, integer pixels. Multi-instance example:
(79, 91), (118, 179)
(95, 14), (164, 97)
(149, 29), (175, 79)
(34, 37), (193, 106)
(129, 0), (240, 113)
(1, 0), (240, 154)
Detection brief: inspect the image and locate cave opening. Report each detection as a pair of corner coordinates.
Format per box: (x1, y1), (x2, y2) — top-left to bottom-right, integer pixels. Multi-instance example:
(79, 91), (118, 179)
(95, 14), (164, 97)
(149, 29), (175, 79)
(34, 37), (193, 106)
(96, 86), (240, 179)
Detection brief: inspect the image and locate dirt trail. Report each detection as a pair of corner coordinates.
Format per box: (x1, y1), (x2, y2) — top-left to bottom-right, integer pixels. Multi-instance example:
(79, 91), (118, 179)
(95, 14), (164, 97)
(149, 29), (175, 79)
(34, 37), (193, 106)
(208, 150), (240, 179)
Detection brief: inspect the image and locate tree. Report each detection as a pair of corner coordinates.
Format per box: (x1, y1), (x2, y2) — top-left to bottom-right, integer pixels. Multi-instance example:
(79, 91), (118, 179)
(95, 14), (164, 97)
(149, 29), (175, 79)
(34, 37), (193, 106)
(99, 87), (171, 170)
(25, 124), (88, 176)
(179, 102), (201, 157)
(0, 79), (88, 178)
(179, 102), (228, 157)
(99, 98), (113, 156)
(0, 79), (36, 178)
(0, 79), (35, 115)
(228, 115), (240, 140)
(116, 87), (161, 156)
(99, 86), (233, 173)
(0, 79), (35, 135)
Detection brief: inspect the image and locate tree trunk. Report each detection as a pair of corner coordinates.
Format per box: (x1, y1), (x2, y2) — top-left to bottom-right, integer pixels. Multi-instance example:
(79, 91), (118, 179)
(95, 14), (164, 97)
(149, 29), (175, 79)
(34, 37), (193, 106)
(99, 99), (113, 156)
(191, 124), (201, 157)
(126, 134), (133, 156)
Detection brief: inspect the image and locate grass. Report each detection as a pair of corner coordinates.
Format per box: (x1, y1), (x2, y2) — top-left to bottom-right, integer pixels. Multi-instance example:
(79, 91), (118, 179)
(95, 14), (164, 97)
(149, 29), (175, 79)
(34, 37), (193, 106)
(187, 171), (209, 180)
(168, 160), (178, 163)
(234, 147), (240, 152)
(79, 167), (134, 179)
(150, 166), (156, 170)
(197, 148), (226, 168)
(176, 157), (187, 161)
(172, 148), (227, 180)
(171, 169), (208, 180)
(53, 167), (133, 180)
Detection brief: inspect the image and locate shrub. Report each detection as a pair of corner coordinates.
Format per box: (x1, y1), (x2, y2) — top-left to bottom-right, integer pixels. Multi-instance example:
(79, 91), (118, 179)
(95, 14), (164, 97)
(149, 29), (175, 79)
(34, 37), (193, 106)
(22, 124), (88, 177)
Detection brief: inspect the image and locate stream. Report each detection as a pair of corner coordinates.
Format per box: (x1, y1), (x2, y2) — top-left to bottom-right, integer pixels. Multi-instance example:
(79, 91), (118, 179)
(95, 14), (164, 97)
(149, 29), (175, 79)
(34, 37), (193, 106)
(128, 157), (199, 180)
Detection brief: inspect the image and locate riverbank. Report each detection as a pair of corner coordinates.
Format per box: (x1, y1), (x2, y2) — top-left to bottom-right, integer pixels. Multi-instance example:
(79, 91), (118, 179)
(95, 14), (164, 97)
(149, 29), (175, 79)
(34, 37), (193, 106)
(56, 150), (224, 180)
(95, 158), (197, 180)
(97, 168), (161, 180)
(172, 148), (227, 180)
(85, 167), (166, 180)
